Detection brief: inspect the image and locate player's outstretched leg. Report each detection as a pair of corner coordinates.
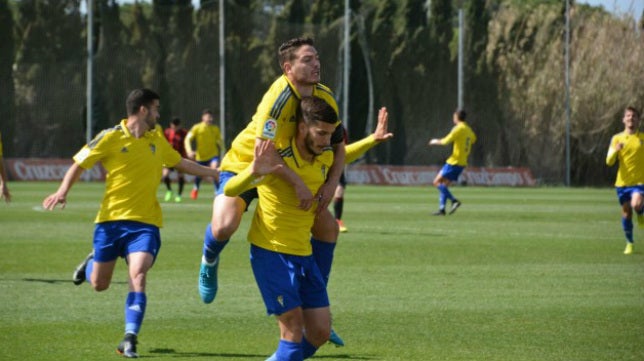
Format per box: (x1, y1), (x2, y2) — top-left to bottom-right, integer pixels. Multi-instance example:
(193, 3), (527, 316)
(199, 224), (225, 303)
(72, 251), (94, 285)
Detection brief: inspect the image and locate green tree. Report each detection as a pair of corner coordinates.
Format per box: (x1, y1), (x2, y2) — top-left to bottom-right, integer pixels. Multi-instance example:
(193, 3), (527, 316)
(0, 0), (16, 155)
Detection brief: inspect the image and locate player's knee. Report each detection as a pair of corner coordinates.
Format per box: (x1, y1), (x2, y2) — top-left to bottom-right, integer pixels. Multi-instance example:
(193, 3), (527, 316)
(211, 221), (238, 240)
(92, 280), (110, 292)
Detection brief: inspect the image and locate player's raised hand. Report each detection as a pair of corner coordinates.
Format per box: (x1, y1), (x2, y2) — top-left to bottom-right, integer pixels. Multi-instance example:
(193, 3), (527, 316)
(252, 139), (283, 176)
(373, 107), (393, 142)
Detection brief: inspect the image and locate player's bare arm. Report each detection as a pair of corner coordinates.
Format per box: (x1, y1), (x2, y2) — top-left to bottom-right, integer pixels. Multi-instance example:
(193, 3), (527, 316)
(43, 163), (85, 210)
(315, 142), (345, 214)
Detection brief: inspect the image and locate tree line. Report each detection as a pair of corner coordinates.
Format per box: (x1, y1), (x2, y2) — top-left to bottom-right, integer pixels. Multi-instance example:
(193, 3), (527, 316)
(1, 0), (642, 185)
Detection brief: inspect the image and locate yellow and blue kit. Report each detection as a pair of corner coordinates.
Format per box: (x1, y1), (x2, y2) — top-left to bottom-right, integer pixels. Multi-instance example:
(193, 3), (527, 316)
(184, 122), (223, 162)
(225, 138), (334, 256)
(606, 131), (644, 187)
(220, 75), (341, 174)
(73, 119), (182, 227)
(441, 122), (477, 166)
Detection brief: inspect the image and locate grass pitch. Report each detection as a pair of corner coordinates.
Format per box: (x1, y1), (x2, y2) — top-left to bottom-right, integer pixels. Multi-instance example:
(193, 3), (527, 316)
(0, 182), (643, 361)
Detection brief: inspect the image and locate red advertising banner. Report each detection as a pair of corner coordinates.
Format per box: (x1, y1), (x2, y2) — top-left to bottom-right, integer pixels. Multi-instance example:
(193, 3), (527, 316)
(5, 159), (536, 186)
(346, 165), (536, 187)
(5, 158), (106, 181)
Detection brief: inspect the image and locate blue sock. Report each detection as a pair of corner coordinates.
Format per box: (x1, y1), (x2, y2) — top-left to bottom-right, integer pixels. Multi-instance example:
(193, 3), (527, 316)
(203, 223), (228, 263)
(311, 238), (335, 286)
(124, 292), (147, 335)
(301, 337), (318, 359)
(437, 184), (448, 210)
(275, 339), (301, 361)
(622, 217), (634, 243)
(85, 259), (94, 284)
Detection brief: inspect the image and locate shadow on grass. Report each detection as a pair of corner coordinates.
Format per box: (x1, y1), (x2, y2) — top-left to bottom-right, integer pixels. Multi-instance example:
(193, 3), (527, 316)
(20, 278), (126, 285)
(148, 348), (376, 360)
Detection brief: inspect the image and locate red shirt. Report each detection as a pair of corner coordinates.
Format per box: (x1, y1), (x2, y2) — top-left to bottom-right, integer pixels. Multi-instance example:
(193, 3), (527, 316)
(164, 127), (188, 157)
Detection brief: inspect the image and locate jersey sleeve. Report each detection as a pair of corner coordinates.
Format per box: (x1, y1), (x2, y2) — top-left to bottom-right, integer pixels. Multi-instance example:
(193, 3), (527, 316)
(73, 129), (111, 169)
(441, 126), (458, 145)
(606, 135), (619, 166)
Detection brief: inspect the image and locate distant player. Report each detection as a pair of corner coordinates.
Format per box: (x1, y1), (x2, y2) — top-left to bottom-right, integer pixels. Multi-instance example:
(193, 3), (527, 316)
(162, 117), (188, 202)
(333, 126), (349, 233)
(42, 88), (219, 358)
(428, 109), (477, 215)
(0, 131), (11, 203)
(606, 106), (644, 255)
(184, 109), (224, 200)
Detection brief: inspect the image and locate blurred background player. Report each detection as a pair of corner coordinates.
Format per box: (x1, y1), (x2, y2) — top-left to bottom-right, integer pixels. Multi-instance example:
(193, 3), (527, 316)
(428, 109), (476, 216)
(606, 106), (644, 255)
(184, 109), (224, 200)
(333, 126), (349, 233)
(0, 130), (11, 203)
(162, 117), (188, 202)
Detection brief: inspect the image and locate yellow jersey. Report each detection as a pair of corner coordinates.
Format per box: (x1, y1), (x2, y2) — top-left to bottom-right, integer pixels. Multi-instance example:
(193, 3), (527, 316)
(220, 75), (339, 173)
(606, 131), (644, 187)
(185, 122), (223, 161)
(224, 138), (333, 256)
(73, 119), (182, 227)
(442, 122), (476, 166)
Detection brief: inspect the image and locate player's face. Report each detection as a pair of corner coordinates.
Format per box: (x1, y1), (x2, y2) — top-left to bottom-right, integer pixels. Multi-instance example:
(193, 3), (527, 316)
(302, 121), (336, 157)
(202, 113), (214, 124)
(623, 109), (640, 132)
(285, 45), (321, 86)
(144, 100), (160, 129)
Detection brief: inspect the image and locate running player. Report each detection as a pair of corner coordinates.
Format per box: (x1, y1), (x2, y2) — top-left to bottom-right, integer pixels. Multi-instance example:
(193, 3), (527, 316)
(606, 106), (644, 255)
(184, 109), (224, 200)
(162, 117), (188, 202)
(0, 131), (11, 203)
(43, 88), (219, 358)
(428, 109), (477, 215)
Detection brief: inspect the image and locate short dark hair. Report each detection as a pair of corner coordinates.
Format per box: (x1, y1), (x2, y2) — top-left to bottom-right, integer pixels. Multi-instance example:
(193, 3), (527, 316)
(278, 37), (315, 70)
(455, 109), (467, 121)
(171, 117), (181, 126)
(625, 106), (641, 119)
(299, 96), (338, 126)
(126, 88), (160, 116)
(202, 108), (213, 116)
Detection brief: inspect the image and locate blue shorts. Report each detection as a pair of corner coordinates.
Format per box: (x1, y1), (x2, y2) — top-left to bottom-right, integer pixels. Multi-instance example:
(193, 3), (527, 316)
(250, 244), (329, 316)
(198, 156), (220, 168)
(440, 164), (465, 182)
(616, 185), (644, 205)
(216, 171), (258, 210)
(93, 221), (161, 263)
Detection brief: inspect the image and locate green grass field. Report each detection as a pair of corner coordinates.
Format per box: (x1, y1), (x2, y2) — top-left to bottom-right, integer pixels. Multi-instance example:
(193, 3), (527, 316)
(1, 182), (643, 361)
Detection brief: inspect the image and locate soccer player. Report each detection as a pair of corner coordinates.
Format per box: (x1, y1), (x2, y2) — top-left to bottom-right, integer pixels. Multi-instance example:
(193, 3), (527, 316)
(42, 88), (219, 359)
(334, 127), (349, 233)
(162, 117), (188, 202)
(184, 109), (224, 200)
(0, 131), (11, 203)
(428, 109), (477, 215)
(223, 96), (338, 361)
(606, 106), (644, 255)
(197, 37), (346, 308)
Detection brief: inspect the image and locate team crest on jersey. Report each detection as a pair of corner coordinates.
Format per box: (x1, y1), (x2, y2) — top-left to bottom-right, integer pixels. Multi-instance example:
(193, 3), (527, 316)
(262, 118), (277, 139)
(120, 147), (128, 153)
(149, 144), (156, 154)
